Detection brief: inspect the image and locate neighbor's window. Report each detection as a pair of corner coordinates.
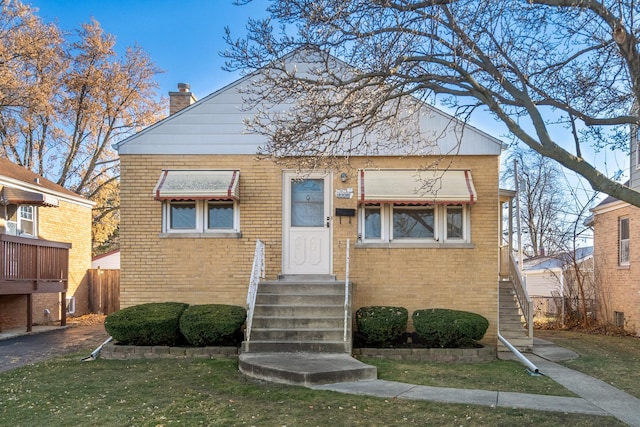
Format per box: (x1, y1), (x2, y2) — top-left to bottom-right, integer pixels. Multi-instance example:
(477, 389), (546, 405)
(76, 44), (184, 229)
(5, 204), (36, 237)
(163, 200), (238, 234)
(619, 217), (630, 266)
(359, 204), (470, 244)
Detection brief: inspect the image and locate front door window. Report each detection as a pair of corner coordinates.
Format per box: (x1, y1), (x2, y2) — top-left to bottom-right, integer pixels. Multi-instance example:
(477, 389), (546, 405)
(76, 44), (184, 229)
(291, 179), (324, 227)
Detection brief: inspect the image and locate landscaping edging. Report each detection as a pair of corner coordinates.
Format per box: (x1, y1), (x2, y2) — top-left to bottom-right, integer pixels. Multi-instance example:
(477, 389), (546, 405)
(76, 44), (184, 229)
(100, 343), (239, 360)
(353, 345), (496, 363)
(101, 343), (495, 363)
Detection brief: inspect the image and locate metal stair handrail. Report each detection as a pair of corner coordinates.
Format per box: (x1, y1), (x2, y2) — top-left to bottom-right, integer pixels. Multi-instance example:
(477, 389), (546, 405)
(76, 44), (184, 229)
(343, 239), (351, 342)
(507, 250), (533, 340)
(245, 239), (265, 342)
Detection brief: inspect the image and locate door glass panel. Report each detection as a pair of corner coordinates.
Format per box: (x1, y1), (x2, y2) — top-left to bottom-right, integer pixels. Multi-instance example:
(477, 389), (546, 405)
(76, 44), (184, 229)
(291, 179), (324, 227)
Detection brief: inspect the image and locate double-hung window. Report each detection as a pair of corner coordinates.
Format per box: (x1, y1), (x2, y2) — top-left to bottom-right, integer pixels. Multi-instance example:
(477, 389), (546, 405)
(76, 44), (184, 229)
(619, 217), (630, 266)
(154, 170), (240, 237)
(357, 169), (476, 246)
(4, 204), (36, 237)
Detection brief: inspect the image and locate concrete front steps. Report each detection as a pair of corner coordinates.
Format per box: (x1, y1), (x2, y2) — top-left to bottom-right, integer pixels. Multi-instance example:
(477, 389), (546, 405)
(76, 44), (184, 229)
(239, 275), (377, 385)
(498, 280), (533, 351)
(241, 276), (352, 354)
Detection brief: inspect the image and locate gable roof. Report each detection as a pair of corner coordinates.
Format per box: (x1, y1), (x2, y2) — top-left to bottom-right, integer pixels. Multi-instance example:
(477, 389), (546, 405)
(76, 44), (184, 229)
(0, 158), (93, 207)
(523, 247), (593, 272)
(116, 51), (503, 157)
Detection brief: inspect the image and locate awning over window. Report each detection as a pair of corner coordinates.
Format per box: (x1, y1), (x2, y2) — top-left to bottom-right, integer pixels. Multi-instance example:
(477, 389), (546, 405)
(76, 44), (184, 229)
(358, 169), (477, 204)
(0, 187), (59, 207)
(153, 170), (240, 201)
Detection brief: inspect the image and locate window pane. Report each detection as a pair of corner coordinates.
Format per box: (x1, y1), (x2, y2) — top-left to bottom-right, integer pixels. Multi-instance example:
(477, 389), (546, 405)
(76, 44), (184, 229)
(447, 206), (463, 239)
(364, 207), (381, 239)
(170, 203), (196, 229)
(620, 218), (630, 264)
(393, 207), (434, 238)
(620, 218), (629, 240)
(291, 179), (324, 227)
(208, 203), (234, 229)
(18, 205), (34, 236)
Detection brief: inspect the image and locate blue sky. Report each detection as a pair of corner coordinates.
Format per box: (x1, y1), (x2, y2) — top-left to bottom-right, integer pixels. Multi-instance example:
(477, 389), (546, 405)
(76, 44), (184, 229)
(29, 0), (270, 100)
(25, 0), (629, 196)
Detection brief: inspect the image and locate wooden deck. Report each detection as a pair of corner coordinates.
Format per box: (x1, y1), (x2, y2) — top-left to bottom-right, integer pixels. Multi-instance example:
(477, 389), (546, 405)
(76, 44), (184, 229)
(0, 234), (71, 330)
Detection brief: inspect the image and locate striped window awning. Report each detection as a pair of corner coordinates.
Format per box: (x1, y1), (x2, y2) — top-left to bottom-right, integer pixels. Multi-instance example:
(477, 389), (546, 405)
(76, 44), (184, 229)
(153, 170), (240, 201)
(358, 169), (477, 204)
(0, 187), (59, 207)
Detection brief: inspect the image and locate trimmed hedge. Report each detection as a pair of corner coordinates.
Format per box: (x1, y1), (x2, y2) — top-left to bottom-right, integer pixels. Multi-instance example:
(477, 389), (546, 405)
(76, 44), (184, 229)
(179, 304), (246, 347)
(356, 306), (408, 346)
(412, 308), (489, 348)
(104, 302), (188, 346)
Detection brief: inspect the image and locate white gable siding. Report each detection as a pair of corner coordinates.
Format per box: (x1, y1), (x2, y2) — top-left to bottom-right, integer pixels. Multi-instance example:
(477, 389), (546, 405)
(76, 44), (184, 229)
(525, 268), (562, 298)
(117, 60), (503, 156)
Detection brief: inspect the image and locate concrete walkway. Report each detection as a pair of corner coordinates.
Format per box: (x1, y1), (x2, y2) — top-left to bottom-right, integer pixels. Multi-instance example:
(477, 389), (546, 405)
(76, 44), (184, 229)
(314, 338), (640, 426)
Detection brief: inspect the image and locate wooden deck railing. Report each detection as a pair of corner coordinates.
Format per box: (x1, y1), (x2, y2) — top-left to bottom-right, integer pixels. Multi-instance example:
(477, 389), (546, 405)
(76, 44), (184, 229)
(1, 234), (72, 331)
(0, 234), (70, 289)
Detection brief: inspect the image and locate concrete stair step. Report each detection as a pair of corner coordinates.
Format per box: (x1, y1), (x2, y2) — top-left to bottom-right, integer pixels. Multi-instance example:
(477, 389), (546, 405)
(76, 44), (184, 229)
(252, 316), (345, 329)
(250, 328), (346, 341)
(253, 304), (344, 317)
(497, 338), (533, 352)
(259, 282), (345, 294)
(241, 340), (351, 353)
(256, 294), (345, 305)
(239, 352), (376, 386)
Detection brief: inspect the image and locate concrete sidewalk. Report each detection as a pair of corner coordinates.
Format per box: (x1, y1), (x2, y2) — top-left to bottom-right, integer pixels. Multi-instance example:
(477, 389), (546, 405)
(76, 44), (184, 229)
(314, 338), (640, 426)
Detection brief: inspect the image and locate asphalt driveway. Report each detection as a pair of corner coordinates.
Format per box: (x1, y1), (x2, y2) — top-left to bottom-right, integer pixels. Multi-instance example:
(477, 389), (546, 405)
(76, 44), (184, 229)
(0, 323), (109, 373)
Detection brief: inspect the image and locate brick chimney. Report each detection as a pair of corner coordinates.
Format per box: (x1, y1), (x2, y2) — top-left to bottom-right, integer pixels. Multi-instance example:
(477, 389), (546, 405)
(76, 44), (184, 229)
(169, 83), (197, 115)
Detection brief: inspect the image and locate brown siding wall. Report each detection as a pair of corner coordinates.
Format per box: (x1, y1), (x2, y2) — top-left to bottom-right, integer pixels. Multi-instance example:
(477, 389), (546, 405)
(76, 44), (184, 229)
(120, 154), (500, 343)
(593, 204), (640, 334)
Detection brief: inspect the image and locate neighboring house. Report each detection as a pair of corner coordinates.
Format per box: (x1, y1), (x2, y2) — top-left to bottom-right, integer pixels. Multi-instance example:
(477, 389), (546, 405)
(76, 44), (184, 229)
(0, 159), (94, 330)
(91, 249), (120, 269)
(523, 247), (594, 320)
(115, 53), (520, 348)
(592, 178), (640, 333)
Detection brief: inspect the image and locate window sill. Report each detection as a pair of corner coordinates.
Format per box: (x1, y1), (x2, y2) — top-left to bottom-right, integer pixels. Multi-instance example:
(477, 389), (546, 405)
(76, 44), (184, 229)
(355, 241), (475, 249)
(159, 232), (242, 239)
(618, 264), (630, 270)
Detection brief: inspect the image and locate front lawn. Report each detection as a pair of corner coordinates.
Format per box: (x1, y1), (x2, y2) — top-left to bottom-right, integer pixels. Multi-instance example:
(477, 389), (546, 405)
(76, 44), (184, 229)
(0, 346), (624, 426)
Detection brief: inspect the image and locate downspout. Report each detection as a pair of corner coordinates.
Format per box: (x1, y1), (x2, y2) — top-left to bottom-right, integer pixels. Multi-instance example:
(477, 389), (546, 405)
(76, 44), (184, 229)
(498, 332), (542, 376)
(81, 336), (113, 361)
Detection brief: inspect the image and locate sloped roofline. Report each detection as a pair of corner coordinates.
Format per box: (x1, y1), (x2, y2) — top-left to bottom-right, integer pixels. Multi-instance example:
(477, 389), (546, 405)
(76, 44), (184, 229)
(115, 48), (504, 152)
(0, 158), (94, 208)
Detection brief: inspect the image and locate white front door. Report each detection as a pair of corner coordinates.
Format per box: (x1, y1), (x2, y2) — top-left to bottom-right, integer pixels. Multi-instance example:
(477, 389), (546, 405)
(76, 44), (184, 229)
(283, 172), (332, 275)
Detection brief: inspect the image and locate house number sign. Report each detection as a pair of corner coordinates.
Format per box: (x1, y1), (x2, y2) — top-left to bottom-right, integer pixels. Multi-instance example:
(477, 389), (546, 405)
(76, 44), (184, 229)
(335, 188), (354, 199)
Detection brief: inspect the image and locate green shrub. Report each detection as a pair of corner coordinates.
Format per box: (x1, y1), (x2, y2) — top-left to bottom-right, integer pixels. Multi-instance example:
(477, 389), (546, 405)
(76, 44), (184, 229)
(179, 304), (246, 347)
(104, 302), (188, 346)
(356, 306), (408, 346)
(412, 308), (489, 348)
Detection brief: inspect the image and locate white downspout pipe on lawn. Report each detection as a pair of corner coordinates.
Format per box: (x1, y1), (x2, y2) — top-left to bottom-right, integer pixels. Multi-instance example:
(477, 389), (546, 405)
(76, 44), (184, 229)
(498, 332), (542, 375)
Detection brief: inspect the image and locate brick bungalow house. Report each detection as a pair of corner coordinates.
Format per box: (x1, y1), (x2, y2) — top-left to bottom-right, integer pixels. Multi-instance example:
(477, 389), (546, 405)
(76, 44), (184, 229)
(115, 54), (527, 350)
(0, 159), (94, 331)
(590, 118), (640, 335)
